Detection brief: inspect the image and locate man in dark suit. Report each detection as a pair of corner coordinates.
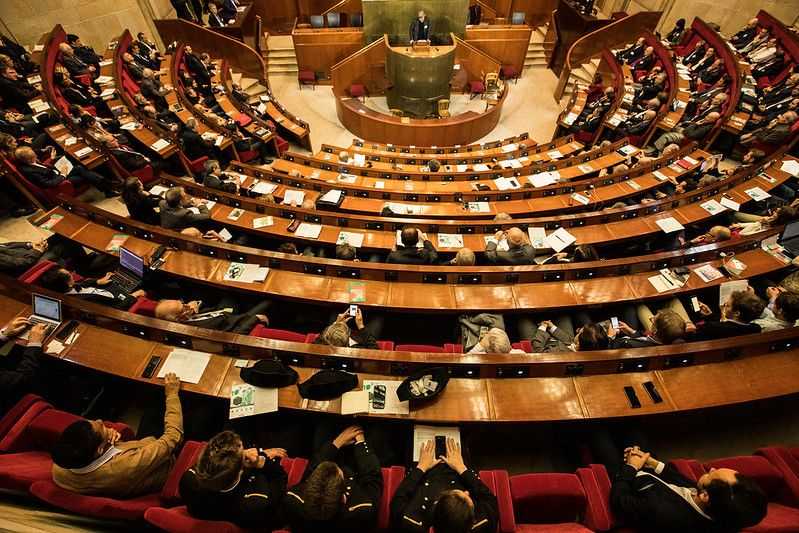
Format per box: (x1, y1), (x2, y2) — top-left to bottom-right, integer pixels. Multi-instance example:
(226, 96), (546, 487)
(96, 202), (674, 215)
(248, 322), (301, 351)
(180, 117), (214, 160)
(682, 41), (708, 67)
(616, 37), (645, 64)
(690, 289), (765, 341)
(741, 110), (797, 145)
(39, 267), (144, 310)
(207, 3), (226, 27)
(698, 59), (724, 85)
(58, 43), (95, 78)
(689, 48), (716, 75)
(183, 45), (212, 87)
(65, 34), (101, 70)
(0, 317), (47, 415)
(0, 239), (48, 276)
(0, 65), (39, 113)
(611, 445), (766, 532)
(201, 159), (237, 192)
(387, 227), (438, 264)
(219, 0), (240, 20)
(630, 46), (655, 71)
(171, 0), (199, 22)
(103, 137), (151, 172)
(753, 51), (787, 79)
(139, 68), (168, 110)
(14, 146), (110, 192)
(390, 438), (498, 533)
(570, 107), (604, 133)
(122, 52), (145, 81)
(53, 72), (106, 112)
(731, 18), (760, 49)
(159, 186), (211, 231)
(283, 425), (382, 533)
(155, 298), (271, 333)
(485, 227), (535, 265)
(409, 10), (431, 42)
(0, 34), (36, 75)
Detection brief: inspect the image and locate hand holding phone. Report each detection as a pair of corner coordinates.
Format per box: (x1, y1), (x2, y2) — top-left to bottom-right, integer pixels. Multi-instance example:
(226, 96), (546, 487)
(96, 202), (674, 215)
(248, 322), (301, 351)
(690, 296), (700, 313)
(610, 316), (619, 329)
(349, 304), (358, 317)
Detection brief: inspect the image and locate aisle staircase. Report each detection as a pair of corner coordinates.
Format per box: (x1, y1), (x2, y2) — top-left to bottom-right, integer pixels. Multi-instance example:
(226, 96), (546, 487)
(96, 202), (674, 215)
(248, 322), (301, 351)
(558, 57), (600, 105)
(524, 23), (551, 69)
(265, 43), (298, 76)
(229, 70), (269, 102)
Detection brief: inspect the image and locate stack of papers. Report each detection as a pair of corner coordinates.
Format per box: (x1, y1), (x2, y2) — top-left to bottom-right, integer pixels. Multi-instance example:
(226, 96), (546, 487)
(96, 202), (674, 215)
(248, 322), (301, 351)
(578, 164), (594, 174)
(282, 190), (305, 205)
(501, 143), (517, 153)
(529, 172), (559, 188)
(466, 202), (490, 213)
(544, 228), (576, 252)
(223, 262), (269, 283)
(99, 88), (116, 99)
(648, 271), (683, 293)
(719, 197), (740, 211)
(337, 173), (357, 184)
(528, 227), (547, 248)
(54, 156), (73, 177)
(251, 181), (278, 195)
(229, 384), (278, 419)
(387, 203), (423, 215)
(106, 233), (128, 252)
(745, 187), (770, 202)
(120, 122), (139, 131)
(473, 164), (490, 171)
(252, 216), (274, 229)
(693, 264), (724, 283)
(655, 217), (684, 233)
(700, 199), (726, 215)
(95, 75), (113, 84)
(437, 233), (464, 248)
(494, 176), (521, 190)
(149, 185), (168, 196)
(217, 228), (233, 242)
(719, 280), (749, 306)
(336, 231), (364, 248)
(74, 147), (93, 158)
(296, 223), (322, 239)
(652, 170), (669, 181)
(780, 160), (799, 177)
(319, 189), (343, 203)
(151, 139), (170, 151)
(157, 348), (211, 384)
(619, 145), (637, 155)
(571, 192), (590, 205)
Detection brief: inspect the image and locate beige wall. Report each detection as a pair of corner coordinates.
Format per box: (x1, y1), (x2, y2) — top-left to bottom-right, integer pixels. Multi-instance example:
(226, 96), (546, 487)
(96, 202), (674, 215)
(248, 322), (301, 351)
(0, 0), (172, 51)
(605, 0), (799, 35)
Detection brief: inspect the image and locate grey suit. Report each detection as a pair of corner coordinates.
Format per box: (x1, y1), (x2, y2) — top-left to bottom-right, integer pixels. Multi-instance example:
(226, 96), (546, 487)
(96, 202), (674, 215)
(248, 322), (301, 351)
(485, 242), (535, 265)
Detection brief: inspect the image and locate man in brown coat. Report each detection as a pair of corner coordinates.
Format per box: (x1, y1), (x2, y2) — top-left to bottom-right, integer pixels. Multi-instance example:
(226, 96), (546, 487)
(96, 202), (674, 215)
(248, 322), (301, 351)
(51, 373), (183, 498)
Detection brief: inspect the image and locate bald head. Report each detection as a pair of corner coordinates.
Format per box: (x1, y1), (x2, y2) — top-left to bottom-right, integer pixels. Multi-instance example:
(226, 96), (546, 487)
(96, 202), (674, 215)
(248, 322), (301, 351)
(155, 300), (184, 321)
(454, 248), (475, 266)
(400, 227), (420, 247)
(703, 111), (721, 123)
(493, 212), (512, 221)
(709, 226), (731, 241)
(506, 227), (526, 249)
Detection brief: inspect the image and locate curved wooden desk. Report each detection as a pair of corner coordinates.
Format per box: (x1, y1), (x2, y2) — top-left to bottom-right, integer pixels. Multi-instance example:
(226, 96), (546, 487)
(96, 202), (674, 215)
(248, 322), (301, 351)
(349, 132), (534, 156)
(336, 91), (507, 146)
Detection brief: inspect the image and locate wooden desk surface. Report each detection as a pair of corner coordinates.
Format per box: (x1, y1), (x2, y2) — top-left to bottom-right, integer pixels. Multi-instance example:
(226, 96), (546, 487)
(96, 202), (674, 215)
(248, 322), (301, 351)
(348, 134), (536, 158)
(335, 136), (543, 164)
(5, 290), (795, 422)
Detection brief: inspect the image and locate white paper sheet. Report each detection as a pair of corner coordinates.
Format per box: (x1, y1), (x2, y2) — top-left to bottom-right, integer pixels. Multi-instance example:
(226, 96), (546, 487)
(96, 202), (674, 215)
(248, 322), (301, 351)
(571, 192), (590, 205)
(745, 187), (771, 202)
(485, 236), (509, 251)
(363, 380), (408, 415)
(296, 223), (322, 239)
(494, 176), (520, 190)
(719, 280), (749, 306)
(780, 160), (799, 177)
(655, 217), (684, 233)
(412, 425), (461, 461)
(229, 384), (278, 419)
(648, 274), (680, 293)
(149, 185), (168, 196)
(466, 201), (490, 212)
(223, 262), (269, 283)
(151, 139), (170, 151)
(529, 172), (559, 188)
(341, 390), (370, 415)
(157, 348), (211, 384)
(251, 181), (277, 194)
(527, 227), (547, 248)
(700, 199), (726, 215)
(253, 216), (274, 229)
(337, 231), (364, 248)
(282, 190), (305, 205)
(437, 233), (464, 248)
(719, 197), (740, 211)
(544, 227), (576, 252)
(652, 170), (669, 181)
(319, 189), (343, 203)
(693, 264), (724, 283)
(54, 156), (73, 177)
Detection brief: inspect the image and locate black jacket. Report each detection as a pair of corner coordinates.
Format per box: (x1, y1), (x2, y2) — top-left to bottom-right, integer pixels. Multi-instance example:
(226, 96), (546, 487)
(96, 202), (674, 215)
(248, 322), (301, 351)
(683, 122), (715, 140)
(409, 18), (431, 42)
(694, 320), (761, 341)
(180, 127), (213, 160)
(159, 200), (210, 231)
(180, 457), (287, 529)
(390, 464), (498, 533)
(125, 193), (161, 225)
(485, 241), (536, 265)
(387, 240), (438, 265)
(203, 172), (237, 193)
(0, 242), (43, 275)
(62, 86), (94, 107)
(74, 45), (101, 67)
(312, 327), (378, 349)
(17, 161), (66, 188)
(61, 55), (91, 76)
(182, 306), (262, 334)
(0, 344), (41, 415)
(184, 52), (211, 85)
(0, 75), (38, 112)
(284, 441), (382, 533)
(110, 146), (149, 171)
(611, 463), (722, 533)
(683, 46), (707, 67)
(731, 27), (758, 49)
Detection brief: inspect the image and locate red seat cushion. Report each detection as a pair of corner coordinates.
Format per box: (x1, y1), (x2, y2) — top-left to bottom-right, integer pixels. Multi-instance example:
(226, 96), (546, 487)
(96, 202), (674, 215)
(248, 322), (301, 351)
(281, 456), (309, 488)
(501, 66), (518, 78)
(510, 473), (587, 524)
(744, 503), (799, 533)
(161, 441), (206, 503)
(144, 506), (245, 533)
(237, 149), (259, 163)
(249, 325), (306, 343)
(349, 84), (366, 98)
(469, 81), (485, 93)
(0, 451), (53, 492)
(234, 113), (252, 127)
(0, 394), (47, 441)
(298, 70), (315, 83)
(132, 165), (156, 185)
(129, 296), (158, 316)
(575, 464), (615, 531)
(30, 480), (163, 520)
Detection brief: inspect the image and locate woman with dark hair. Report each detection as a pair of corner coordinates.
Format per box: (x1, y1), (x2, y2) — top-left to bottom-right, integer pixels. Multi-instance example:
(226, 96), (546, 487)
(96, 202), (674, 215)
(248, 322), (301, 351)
(666, 18), (686, 46)
(122, 177), (160, 225)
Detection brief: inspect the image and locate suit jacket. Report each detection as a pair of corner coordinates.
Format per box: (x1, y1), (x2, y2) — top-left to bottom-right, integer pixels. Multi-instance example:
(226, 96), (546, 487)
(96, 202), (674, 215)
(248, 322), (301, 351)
(184, 52), (211, 85)
(61, 55), (90, 76)
(700, 66), (723, 85)
(694, 320), (761, 341)
(126, 61), (144, 81)
(52, 387), (183, 497)
(618, 44), (643, 63)
(70, 279), (138, 310)
(683, 122), (714, 140)
(180, 127), (212, 160)
(683, 46), (706, 67)
(485, 242), (536, 265)
(62, 86), (94, 107)
(159, 200), (210, 231)
(182, 307), (262, 334)
(691, 57), (714, 73)
(611, 463), (721, 533)
(0, 241), (42, 275)
(390, 465), (498, 533)
(0, 344), (41, 415)
(0, 75), (38, 112)
(180, 458), (287, 529)
(532, 325), (574, 352)
(140, 78), (166, 107)
(111, 146), (149, 171)
(208, 12), (225, 27)
(202, 172), (237, 193)
(756, 123), (791, 144)
(220, 0), (238, 19)
(409, 18), (431, 41)
(731, 27), (758, 48)
(125, 193), (161, 225)
(387, 240), (438, 264)
(74, 45), (101, 67)
(631, 54), (655, 71)
(283, 441), (382, 533)
(17, 161), (66, 188)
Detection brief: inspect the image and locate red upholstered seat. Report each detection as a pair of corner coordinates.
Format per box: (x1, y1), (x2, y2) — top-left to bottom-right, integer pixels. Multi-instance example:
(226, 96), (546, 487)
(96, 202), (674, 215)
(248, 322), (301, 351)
(515, 525), (594, 532)
(510, 472), (589, 530)
(275, 136), (289, 156)
(757, 447), (799, 507)
(500, 65), (519, 83)
(575, 464), (617, 531)
(17, 260), (58, 284)
(0, 399), (52, 453)
(179, 152), (209, 176)
(395, 344), (445, 353)
(2, 155), (87, 206)
(132, 164), (157, 185)
(480, 469), (516, 533)
(298, 70), (316, 89)
(237, 149), (259, 163)
(129, 296), (158, 316)
(0, 394), (47, 442)
(249, 324), (306, 342)
(349, 84), (366, 100)
(234, 113), (252, 127)
(469, 80), (486, 99)
(377, 466), (406, 531)
(444, 343), (463, 353)
(513, 340), (533, 353)
(0, 451), (54, 492)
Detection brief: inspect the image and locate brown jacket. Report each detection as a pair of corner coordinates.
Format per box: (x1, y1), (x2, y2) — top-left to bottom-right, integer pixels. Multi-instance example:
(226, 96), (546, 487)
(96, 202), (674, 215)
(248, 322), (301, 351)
(52, 388), (183, 498)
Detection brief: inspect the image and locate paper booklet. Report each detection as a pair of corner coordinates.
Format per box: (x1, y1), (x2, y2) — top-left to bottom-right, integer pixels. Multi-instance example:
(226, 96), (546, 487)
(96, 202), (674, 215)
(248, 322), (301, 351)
(157, 348), (211, 384)
(229, 384), (278, 419)
(223, 262), (269, 283)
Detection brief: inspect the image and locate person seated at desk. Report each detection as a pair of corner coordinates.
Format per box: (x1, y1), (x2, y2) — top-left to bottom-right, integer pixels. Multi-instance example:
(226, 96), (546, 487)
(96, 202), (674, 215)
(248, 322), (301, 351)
(183, 45), (212, 89)
(180, 430), (287, 529)
(122, 176), (161, 225)
(200, 159), (238, 193)
(38, 267), (146, 310)
(0, 34), (36, 75)
(681, 40), (708, 67)
(57, 43), (95, 79)
(283, 425), (382, 533)
(0, 317), (47, 415)
(0, 64), (39, 113)
(754, 50), (788, 80)
(617, 37), (646, 64)
(665, 18), (686, 46)
(610, 445), (766, 532)
(390, 438), (498, 533)
(14, 146), (112, 194)
(485, 227), (535, 265)
(218, 0), (240, 21)
(409, 10), (431, 43)
(609, 304), (687, 348)
(51, 373), (184, 498)
(616, 107), (657, 137)
(697, 59), (724, 87)
(313, 306), (382, 349)
(155, 298), (271, 334)
(525, 318), (610, 353)
(755, 289), (799, 332)
(635, 71), (666, 104)
(0, 238), (49, 275)
(687, 290), (766, 341)
(387, 227), (438, 265)
(53, 72), (109, 115)
(630, 46), (656, 72)
(179, 117), (216, 160)
(65, 34), (101, 71)
(128, 41), (158, 71)
(122, 52), (145, 82)
(731, 18), (760, 50)
(159, 186), (211, 232)
(446, 248), (476, 266)
(135, 32), (163, 67)
(651, 111), (720, 152)
(466, 327), (524, 354)
(102, 137), (153, 173)
(740, 111), (798, 146)
(689, 47), (716, 76)
(207, 3), (227, 27)
(139, 68), (168, 111)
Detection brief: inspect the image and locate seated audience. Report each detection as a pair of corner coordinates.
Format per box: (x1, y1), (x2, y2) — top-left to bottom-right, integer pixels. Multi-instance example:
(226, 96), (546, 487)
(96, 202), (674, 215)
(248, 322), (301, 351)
(154, 298), (271, 333)
(122, 177), (161, 225)
(689, 290), (766, 340)
(14, 146), (110, 193)
(387, 227), (437, 264)
(38, 267), (145, 309)
(51, 373), (183, 497)
(485, 227), (535, 265)
(314, 307), (382, 349)
(159, 186), (210, 231)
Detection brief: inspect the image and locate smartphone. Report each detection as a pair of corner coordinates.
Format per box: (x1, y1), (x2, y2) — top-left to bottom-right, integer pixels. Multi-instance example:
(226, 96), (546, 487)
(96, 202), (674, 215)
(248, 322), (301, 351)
(690, 296), (701, 313)
(435, 435), (447, 458)
(610, 316), (619, 329)
(624, 386), (642, 409)
(349, 304), (358, 317)
(142, 355), (161, 378)
(55, 320), (79, 342)
(372, 384), (386, 410)
(287, 219), (300, 233)
(643, 381), (663, 404)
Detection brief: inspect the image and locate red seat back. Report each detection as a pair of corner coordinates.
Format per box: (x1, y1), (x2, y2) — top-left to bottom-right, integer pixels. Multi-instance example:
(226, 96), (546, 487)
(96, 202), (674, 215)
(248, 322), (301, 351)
(18, 260), (58, 283)
(0, 394), (47, 442)
(395, 344), (445, 353)
(249, 324), (306, 342)
(144, 506), (245, 533)
(129, 296), (158, 316)
(510, 472), (587, 525)
(161, 441), (205, 503)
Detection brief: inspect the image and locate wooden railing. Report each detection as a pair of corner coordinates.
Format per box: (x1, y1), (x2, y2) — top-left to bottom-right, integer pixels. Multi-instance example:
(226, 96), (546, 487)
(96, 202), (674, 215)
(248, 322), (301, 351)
(452, 32), (501, 84)
(330, 34), (388, 97)
(470, 0), (498, 23)
(153, 18), (266, 82)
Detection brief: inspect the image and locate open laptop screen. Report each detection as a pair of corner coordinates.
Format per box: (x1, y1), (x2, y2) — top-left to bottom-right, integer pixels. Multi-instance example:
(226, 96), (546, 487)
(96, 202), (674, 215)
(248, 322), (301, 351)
(779, 221), (799, 256)
(32, 294), (61, 321)
(119, 247), (145, 278)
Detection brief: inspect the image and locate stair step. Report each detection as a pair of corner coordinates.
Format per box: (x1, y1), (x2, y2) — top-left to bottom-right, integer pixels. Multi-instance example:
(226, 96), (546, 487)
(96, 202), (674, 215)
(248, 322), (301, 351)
(245, 83), (268, 96)
(230, 72), (242, 84)
(239, 76), (258, 90)
(269, 57), (297, 65)
(268, 65), (299, 73)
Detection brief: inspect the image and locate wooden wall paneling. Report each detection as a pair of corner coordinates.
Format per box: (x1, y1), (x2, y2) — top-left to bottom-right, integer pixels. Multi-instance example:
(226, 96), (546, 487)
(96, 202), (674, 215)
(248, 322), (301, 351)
(330, 36), (389, 97)
(510, 0), (559, 27)
(293, 28), (365, 80)
(464, 25), (533, 72)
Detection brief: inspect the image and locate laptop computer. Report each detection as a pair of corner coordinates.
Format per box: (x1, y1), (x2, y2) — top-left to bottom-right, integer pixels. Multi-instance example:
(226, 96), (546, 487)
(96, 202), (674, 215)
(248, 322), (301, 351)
(28, 293), (62, 328)
(779, 220), (799, 257)
(111, 247), (145, 293)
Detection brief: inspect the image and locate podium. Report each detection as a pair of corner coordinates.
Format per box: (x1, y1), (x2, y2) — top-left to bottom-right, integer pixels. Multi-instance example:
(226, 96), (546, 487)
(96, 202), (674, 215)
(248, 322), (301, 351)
(385, 40), (455, 117)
